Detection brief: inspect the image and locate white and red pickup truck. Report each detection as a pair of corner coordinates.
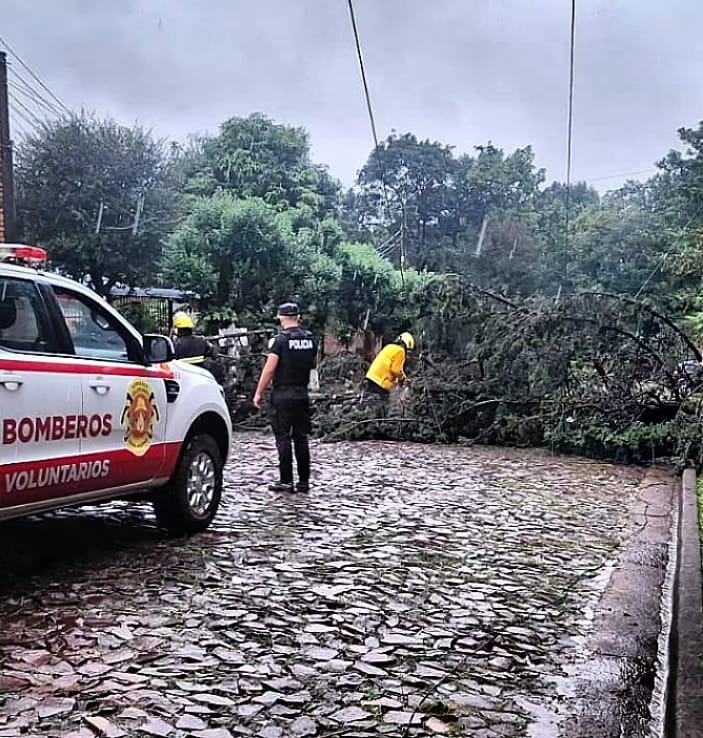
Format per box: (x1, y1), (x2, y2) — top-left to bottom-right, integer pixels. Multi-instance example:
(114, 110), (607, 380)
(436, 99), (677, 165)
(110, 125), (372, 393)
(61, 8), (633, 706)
(0, 244), (232, 534)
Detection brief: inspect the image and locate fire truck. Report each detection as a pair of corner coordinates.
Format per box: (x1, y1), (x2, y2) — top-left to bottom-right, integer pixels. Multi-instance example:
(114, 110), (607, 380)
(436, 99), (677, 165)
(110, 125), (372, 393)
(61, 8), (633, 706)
(0, 245), (231, 533)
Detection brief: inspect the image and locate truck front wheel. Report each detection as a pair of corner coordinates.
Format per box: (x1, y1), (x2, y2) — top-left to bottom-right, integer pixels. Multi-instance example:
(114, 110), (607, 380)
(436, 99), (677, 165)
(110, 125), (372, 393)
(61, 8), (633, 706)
(153, 434), (223, 535)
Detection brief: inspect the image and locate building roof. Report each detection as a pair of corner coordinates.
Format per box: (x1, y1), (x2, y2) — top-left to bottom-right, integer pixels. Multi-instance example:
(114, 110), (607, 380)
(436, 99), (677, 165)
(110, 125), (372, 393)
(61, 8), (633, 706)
(109, 286), (200, 301)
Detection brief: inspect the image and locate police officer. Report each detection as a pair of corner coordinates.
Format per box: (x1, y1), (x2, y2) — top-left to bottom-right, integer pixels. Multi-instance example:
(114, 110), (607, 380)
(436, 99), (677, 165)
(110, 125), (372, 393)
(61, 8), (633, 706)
(253, 302), (317, 493)
(172, 313), (220, 377)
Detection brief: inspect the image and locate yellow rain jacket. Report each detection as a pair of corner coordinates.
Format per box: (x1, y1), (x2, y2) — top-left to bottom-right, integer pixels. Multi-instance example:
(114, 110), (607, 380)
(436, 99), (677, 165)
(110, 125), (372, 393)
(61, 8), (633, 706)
(366, 343), (407, 392)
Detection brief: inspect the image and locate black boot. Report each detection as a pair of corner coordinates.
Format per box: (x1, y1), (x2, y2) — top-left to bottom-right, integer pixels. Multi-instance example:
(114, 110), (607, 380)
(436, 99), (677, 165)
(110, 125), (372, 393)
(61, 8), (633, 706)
(269, 482), (294, 493)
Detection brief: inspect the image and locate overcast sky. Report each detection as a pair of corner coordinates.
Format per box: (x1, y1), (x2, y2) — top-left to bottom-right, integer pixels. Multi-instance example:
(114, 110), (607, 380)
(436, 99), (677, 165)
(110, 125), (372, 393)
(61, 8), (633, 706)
(4, 0), (703, 190)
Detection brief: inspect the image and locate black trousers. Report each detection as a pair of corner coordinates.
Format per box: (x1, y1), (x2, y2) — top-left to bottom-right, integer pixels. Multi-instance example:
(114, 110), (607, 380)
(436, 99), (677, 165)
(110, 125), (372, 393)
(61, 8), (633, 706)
(269, 394), (311, 485)
(359, 378), (390, 417)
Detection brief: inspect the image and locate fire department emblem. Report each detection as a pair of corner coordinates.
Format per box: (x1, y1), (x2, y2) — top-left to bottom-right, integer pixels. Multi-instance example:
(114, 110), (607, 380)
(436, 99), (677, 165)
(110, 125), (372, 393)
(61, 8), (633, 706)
(121, 379), (160, 457)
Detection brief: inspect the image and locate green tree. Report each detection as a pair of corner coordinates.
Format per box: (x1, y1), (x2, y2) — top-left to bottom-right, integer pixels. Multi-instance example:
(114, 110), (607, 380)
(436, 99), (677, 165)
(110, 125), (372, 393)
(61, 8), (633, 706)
(533, 180), (601, 291)
(164, 195), (345, 329)
(447, 145), (546, 293)
(354, 136), (547, 289)
(334, 243), (403, 335)
(567, 205), (669, 295)
(356, 133), (456, 270)
(165, 194), (292, 312)
(169, 135), (218, 201)
(15, 113), (178, 296)
(653, 123), (703, 229)
(456, 144), (545, 220)
(274, 207), (343, 332)
(184, 113), (340, 216)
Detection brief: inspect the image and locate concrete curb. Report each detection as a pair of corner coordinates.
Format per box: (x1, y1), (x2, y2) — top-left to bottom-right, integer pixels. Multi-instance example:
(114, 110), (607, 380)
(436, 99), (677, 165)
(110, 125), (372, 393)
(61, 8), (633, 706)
(667, 468), (703, 737)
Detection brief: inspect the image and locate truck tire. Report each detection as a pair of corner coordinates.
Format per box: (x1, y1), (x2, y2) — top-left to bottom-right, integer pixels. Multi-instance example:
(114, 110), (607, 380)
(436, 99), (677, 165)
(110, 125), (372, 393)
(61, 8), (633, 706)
(153, 434), (223, 535)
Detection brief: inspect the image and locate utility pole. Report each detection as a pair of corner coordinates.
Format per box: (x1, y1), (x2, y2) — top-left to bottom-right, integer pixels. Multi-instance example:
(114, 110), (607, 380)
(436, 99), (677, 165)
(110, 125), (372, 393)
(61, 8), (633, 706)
(475, 213), (489, 257)
(131, 191), (145, 236)
(0, 52), (17, 243)
(95, 199), (104, 234)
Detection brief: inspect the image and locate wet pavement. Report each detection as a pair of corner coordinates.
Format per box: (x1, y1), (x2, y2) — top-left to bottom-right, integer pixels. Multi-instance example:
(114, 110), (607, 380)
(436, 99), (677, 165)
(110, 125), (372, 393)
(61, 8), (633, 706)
(0, 432), (673, 737)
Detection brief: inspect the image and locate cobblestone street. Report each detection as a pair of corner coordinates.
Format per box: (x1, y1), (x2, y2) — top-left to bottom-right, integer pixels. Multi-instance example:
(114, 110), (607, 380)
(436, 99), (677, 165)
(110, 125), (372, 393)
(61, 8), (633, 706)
(0, 433), (672, 737)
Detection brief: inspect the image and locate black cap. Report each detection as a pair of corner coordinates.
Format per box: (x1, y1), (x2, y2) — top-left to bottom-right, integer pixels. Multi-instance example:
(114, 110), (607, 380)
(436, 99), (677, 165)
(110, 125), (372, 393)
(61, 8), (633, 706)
(277, 302), (300, 317)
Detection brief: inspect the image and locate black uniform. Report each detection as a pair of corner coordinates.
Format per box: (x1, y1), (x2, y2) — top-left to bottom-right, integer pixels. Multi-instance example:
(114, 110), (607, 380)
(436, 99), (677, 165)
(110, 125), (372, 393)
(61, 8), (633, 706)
(268, 327), (317, 487)
(174, 333), (223, 382)
(174, 333), (215, 362)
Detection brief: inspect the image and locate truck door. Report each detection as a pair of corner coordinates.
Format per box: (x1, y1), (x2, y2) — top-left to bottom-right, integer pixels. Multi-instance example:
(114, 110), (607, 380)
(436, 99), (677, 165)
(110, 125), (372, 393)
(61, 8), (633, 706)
(0, 275), (83, 508)
(50, 286), (169, 492)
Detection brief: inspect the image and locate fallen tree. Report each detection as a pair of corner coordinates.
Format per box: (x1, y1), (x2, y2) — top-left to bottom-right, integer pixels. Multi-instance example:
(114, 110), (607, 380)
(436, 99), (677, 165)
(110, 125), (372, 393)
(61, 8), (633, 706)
(312, 287), (703, 470)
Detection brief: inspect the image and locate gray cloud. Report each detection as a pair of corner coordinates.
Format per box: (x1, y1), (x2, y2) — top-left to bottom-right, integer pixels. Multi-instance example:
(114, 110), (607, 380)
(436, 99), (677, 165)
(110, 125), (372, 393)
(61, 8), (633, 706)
(4, 0), (702, 189)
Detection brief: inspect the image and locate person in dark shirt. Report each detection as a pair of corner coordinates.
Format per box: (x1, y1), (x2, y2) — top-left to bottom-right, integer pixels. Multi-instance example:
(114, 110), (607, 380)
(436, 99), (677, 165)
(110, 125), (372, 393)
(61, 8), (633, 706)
(254, 302), (317, 493)
(172, 313), (223, 382)
(173, 313), (216, 364)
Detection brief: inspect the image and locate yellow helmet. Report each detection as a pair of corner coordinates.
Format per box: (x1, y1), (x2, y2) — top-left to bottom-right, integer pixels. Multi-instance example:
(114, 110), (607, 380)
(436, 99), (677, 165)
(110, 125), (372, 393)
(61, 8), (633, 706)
(173, 311), (194, 330)
(399, 332), (415, 350)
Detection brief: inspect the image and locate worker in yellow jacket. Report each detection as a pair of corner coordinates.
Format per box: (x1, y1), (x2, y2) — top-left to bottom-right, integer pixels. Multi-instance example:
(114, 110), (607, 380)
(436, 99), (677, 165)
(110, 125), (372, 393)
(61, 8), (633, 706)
(360, 332), (415, 412)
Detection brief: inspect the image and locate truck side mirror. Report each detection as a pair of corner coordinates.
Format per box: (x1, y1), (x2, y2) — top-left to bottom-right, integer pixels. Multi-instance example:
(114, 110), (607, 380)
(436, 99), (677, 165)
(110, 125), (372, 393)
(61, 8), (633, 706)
(143, 334), (175, 365)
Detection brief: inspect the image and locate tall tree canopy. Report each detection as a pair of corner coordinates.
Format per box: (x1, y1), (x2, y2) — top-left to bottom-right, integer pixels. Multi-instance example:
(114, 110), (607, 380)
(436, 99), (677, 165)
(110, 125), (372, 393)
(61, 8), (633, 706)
(178, 113), (340, 217)
(14, 108), (703, 346)
(15, 113), (178, 295)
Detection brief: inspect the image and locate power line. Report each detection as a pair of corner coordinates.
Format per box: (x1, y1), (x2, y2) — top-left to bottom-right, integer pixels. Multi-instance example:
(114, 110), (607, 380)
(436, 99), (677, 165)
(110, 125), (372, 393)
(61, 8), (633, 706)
(561, 0), (577, 290)
(0, 32), (70, 115)
(9, 91), (44, 127)
(346, 0), (401, 271)
(346, 0), (379, 150)
(9, 116), (29, 138)
(587, 168), (657, 184)
(634, 204), (703, 300)
(8, 71), (64, 117)
(376, 229), (401, 258)
(8, 92), (44, 128)
(8, 80), (61, 119)
(7, 102), (35, 133)
(10, 69), (62, 110)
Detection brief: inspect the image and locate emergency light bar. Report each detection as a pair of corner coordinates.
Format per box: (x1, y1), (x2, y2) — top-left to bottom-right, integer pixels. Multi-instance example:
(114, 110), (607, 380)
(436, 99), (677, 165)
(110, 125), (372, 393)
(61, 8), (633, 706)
(0, 244), (48, 265)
